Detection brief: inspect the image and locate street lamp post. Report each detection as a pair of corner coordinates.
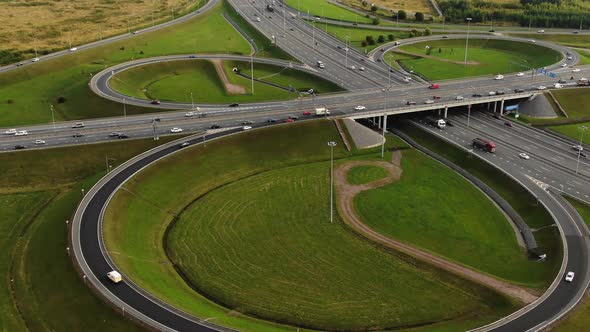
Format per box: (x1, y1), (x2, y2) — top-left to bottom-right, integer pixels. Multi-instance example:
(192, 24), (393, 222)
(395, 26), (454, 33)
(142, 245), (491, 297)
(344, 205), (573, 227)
(328, 141), (337, 223)
(382, 88), (389, 158)
(576, 125), (588, 174)
(123, 98), (127, 119)
(467, 104), (472, 127)
(250, 45), (255, 94)
(50, 104), (56, 131)
(190, 92), (195, 111)
(464, 17), (472, 65)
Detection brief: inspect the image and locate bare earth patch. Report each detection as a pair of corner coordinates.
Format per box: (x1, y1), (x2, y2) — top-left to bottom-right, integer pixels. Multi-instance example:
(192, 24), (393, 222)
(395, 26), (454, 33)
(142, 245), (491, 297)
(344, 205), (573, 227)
(334, 150), (538, 304)
(210, 59), (247, 95)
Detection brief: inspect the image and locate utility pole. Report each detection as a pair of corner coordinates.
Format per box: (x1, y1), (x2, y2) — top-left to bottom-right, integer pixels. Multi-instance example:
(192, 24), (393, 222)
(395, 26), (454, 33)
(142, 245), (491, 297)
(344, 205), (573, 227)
(328, 141), (337, 223)
(464, 17), (472, 65)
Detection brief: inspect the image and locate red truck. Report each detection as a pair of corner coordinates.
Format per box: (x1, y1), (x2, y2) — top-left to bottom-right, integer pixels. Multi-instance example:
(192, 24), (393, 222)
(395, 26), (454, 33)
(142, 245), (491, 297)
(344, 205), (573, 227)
(472, 138), (496, 153)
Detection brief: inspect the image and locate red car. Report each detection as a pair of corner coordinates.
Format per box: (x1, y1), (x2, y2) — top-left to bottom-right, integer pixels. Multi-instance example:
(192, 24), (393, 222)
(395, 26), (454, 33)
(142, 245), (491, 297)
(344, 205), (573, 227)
(433, 95), (441, 99)
(429, 83), (440, 89)
(303, 111), (311, 115)
(285, 118), (295, 123)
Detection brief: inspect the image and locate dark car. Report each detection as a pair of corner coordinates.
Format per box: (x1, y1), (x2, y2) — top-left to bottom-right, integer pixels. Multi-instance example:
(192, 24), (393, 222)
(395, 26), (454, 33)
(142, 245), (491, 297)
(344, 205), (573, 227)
(514, 88), (525, 93)
(72, 132), (84, 137)
(151, 100), (161, 105)
(242, 120), (254, 125)
(406, 101), (417, 105)
(504, 121), (513, 127)
(288, 115), (299, 120)
(472, 93), (483, 97)
(558, 79), (567, 83)
(117, 134), (129, 139)
(446, 120), (454, 127)
(377, 58), (382, 62)
(493, 114), (501, 119)
(229, 103), (239, 107)
(352, 23), (358, 26)
(489, 29), (495, 32)
(496, 90), (506, 95)
(210, 124), (221, 129)
(337, 45), (342, 49)
(267, 118), (278, 123)
(16, 62), (23, 67)
(14, 145), (26, 150)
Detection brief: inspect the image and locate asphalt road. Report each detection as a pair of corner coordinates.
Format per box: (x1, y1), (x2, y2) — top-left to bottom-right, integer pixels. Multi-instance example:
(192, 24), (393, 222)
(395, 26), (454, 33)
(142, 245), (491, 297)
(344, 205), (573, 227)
(409, 115), (590, 331)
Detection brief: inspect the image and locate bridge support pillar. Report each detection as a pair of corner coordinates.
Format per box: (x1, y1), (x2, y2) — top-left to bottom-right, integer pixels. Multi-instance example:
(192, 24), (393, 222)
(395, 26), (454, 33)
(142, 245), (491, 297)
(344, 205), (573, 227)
(500, 99), (505, 116)
(444, 106), (448, 119)
(377, 116), (382, 129)
(493, 101), (497, 113)
(487, 102), (490, 110)
(437, 109), (441, 116)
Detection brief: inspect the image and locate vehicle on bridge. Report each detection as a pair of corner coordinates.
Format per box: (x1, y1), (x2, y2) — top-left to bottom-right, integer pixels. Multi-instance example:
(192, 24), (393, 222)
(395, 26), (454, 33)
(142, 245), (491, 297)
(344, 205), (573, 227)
(472, 138), (496, 153)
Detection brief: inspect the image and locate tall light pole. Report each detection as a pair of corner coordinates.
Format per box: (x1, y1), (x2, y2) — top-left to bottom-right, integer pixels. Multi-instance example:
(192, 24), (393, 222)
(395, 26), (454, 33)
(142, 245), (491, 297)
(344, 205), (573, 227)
(328, 141), (337, 223)
(50, 104), (55, 131)
(123, 98), (127, 119)
(576, 125), (587, 174)
(345, 35), (350, 68)
(467, 104), (472, 127)
(250, 43), (255, 94)
(382, 88), (389, 158)
(190, 92), (195, 111)
(464, 17), (472, 65)
(387, 53), (392, 87)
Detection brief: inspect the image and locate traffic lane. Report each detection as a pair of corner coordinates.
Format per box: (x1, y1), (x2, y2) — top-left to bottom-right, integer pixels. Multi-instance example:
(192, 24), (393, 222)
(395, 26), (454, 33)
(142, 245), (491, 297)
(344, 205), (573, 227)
(411, 118), (590, 209)
(80, 130), (242, 331)
(456, 111), (590, 175)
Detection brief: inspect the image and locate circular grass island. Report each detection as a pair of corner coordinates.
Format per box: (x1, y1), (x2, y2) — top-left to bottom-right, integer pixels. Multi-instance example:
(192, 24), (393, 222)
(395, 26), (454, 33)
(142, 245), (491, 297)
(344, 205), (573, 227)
(102, 120), (560, 331)
(388, 38), (562, 81)
(109, 59), (343, 104)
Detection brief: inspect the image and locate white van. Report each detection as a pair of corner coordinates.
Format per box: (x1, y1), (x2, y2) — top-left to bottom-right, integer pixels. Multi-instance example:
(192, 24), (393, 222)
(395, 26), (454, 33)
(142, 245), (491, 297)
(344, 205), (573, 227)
(107, 271), (122, 283)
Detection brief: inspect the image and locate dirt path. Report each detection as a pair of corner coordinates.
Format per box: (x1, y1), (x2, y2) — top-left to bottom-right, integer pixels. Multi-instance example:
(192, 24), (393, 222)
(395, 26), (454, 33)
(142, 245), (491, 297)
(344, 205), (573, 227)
(392, 49), (481, 65)
(334, 151), (538, 304)
(210, 59), (247, 95)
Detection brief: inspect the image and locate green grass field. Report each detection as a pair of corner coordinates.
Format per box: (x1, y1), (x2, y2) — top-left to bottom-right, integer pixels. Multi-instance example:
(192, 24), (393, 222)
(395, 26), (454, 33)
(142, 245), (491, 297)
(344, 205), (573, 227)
(551, 88), (590, 119)
(549, 197), (590, 331)
(549, 123), (590, 145)
(347, 165), (389, 184)
(394, 39), (561, 80)
(168, 160), (514, 330)
(356, 149), (551, 286)
(103, 120), (518, 331)
(323, 24), (410, 52)
(395, 121), (562, 288)
(285, 0), (372, 24)
(110, 59), (342, 103)
(0, 137), (183, 331)
(0, 1), (252, 127)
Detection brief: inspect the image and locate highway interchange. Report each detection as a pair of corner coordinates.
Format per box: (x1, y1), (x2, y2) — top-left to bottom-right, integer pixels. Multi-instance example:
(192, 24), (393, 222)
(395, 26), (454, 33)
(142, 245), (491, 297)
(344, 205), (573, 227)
(3, 0), (590, 330)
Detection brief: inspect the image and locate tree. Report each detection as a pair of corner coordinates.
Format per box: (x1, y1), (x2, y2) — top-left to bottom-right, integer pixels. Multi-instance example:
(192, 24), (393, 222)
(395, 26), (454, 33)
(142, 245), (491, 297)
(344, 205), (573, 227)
(438, 47), (442, 53)
(361, 41), (368, 47)
(424, 27), (432, 36)
(388, 34), (395, 41)
(362, 0), (368, 7)
(372, 17), (380, 25)
(415, 12), (425, 21)
(397, 10), (407, 20)
(377, 35), (385, 43)
(371, 5), (377, 12)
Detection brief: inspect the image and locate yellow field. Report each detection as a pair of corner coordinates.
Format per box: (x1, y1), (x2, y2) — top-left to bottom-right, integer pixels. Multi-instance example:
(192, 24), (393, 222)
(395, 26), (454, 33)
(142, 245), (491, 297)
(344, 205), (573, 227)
(1, 0), (198, 53)
(341, 0), (434, 16)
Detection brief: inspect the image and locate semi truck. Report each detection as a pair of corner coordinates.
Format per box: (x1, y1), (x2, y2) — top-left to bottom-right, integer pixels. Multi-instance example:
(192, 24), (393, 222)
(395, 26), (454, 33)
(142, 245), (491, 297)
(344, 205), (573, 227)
(315, 107), (330, 116)
(472, 138), (496, 153)
(577, 78), (589, 86)
(425, 117), (446, 129)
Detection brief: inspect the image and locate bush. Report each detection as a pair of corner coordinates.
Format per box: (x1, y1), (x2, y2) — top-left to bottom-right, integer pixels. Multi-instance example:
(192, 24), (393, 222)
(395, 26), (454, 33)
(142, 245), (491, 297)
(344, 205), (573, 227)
(6, 99), (14, 104)
(424, 27), (432, 36)
(371, 5), (377, 11)
(415, 12), (425, 21)
(388, 34), (395, 41)
(372, 17), (380, 25)
(397, 10), (407, 20)
(361, 41), (368, 47)
(377, 35), (385, 43)
(57, 96), (67, 104)
(0, 50), (24, 66)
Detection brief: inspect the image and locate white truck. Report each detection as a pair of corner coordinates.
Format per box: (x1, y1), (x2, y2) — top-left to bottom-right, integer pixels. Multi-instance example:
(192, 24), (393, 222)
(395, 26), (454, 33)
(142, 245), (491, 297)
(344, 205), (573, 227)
(315, 107), (330, 116)
(426, 116), (446, 129)
(107, 271), (122, 283)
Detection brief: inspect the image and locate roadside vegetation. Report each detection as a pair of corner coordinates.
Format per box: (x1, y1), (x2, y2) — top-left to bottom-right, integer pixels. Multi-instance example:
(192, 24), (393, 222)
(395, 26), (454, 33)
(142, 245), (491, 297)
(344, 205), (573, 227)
(110, 59), (342, 103)
(285, 0), (372, 24)
(347, 165), (389, 184)
(104, 120), (518, 331)
(393, 38), (561, 80)
(394, 120), (562, 288)
(0, 0), (202, 63)
(0, 137), (179, 331)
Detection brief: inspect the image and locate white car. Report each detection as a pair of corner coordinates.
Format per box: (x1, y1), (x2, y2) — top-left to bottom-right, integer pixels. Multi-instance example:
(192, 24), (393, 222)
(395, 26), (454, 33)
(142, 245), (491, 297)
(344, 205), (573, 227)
(256, 17), (261, 22)
(15, 130), (28, 136)
(359, 66), (365, 71)
(107, 271), (122, 283)
(133, 31), (140, 35)
(554, 83), (563, 88)
(349, 65), (356, 70)
(185, 111), (195, 117)
(572, 68), (581, 73)
(242, 126), (253, 130)
(561, 63), (568, 67)
(456, 96), (464, 100)
(572, 145), (584, 151)
(516, 72), (525, 77)
(424, 100), (434, 104)
(32, 57), (39, 62)
(529, 39), (536, 43)
(34, 139), (46, 145)
(170, 127), (183, 133)
(488, 91), (496, 96)
(536, 85), (547, 90)
(519, 153), (530, 160)
(354, 105), (366, 111)
(494, 74), (504, 80)
(567, 56), (573, 60)
(4, 129), (16, 135)
(565, 271), (575, 282)
(69, 47), (78, 52)
(537, 29), (545, 33)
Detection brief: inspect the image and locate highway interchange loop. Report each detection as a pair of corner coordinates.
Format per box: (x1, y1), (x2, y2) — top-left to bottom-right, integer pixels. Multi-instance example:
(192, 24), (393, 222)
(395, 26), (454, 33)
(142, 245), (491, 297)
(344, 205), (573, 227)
(16, 0), (586, 330)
